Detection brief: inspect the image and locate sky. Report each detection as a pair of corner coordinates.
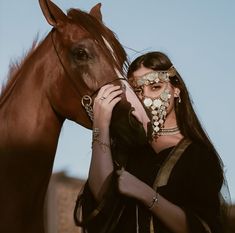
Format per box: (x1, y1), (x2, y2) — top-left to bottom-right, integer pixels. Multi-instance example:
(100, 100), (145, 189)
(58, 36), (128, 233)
(0, 0), (234, 202)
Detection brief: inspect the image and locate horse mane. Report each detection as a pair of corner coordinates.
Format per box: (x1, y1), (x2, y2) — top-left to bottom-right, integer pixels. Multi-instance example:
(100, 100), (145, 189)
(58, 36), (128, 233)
(0, 36), (41, 101)
(67, 8), (129, 75)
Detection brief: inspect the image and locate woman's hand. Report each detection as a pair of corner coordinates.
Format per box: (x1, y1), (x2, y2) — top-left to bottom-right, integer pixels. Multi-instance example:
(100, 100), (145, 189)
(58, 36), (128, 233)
(93, 84), (123, 128)
(116, 168), (156, 205)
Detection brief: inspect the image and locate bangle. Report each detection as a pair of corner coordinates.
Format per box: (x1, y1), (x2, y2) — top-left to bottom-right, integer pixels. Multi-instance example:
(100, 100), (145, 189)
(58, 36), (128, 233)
(148, 193), (159, 210)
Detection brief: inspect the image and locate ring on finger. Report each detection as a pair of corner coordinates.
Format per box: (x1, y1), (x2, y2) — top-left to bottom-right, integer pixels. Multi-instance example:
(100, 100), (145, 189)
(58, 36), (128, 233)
(100, 96), (106, 100)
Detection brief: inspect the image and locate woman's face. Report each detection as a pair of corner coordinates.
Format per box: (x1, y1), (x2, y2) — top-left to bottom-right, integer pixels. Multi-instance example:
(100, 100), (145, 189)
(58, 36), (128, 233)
(130, 66), (178, 114)
(129, 65), (180, 137)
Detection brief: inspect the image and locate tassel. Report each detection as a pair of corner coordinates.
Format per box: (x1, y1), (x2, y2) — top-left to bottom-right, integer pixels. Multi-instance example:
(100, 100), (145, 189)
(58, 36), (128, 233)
(150, 217), (154, 233)
(136, 205), (139, 233)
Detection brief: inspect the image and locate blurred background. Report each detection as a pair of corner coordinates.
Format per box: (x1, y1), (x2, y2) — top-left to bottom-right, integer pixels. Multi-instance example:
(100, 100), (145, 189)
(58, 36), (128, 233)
(0, 0), (235, 232)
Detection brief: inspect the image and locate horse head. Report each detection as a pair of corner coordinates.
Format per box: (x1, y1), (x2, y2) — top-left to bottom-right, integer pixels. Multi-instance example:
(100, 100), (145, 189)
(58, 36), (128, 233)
(39, 0), (151, 148)
(39, 0), (138, 129)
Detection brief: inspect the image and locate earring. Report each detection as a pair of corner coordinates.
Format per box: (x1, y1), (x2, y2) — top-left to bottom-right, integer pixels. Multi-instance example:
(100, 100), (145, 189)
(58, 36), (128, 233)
(178, 95), (181, 103)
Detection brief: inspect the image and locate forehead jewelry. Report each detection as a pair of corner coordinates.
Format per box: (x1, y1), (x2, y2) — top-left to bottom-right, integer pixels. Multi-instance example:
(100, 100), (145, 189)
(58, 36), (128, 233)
(129, 66), (177, 88)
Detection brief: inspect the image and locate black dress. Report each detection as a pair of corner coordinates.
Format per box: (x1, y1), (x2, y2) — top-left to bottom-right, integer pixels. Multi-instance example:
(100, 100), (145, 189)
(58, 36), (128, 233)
(74, 139), (224, 233)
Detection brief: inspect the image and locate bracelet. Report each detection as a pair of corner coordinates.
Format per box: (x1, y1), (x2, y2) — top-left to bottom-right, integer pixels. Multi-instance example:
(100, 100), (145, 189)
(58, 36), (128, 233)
(92, 127), (111, 152)
(92, 138), (111, 153)
(92, 138), (110, 148)
(93, 127), (100, 140)
(148, 193), (159, 210)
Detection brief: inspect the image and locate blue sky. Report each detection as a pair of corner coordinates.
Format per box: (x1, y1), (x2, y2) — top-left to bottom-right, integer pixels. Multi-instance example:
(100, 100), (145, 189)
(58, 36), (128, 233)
(0, 0), (234, 202)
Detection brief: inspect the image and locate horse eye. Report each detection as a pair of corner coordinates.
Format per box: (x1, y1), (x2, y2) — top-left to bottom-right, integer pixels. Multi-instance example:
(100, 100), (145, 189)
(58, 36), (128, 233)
(72, 48), (89, 61)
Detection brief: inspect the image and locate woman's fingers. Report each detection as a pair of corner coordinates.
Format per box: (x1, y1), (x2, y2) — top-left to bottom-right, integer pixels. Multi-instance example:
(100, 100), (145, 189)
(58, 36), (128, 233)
(108, 96), (122, 109)
(95, 85), (122, 102)
(96, 84), (114, 100)
(102, 85), (122, 99)
(93, 85), (123, 127)
(104, 89), (123, 103)
(95, 88), (122, 108)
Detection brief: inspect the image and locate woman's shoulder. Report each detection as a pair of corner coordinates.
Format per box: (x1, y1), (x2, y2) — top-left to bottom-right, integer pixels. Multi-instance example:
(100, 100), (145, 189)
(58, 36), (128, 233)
(185, 140), (217, 160)
(183, 139), (223, 175)
(185, 140), (224, 190)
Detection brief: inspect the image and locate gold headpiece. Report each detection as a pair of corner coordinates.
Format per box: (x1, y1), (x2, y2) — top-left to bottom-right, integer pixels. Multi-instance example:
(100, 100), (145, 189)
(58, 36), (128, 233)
(129, 66), (177, 88)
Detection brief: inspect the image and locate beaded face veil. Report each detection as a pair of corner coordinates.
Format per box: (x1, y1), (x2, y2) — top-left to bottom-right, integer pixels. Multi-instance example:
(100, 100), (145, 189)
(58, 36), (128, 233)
(129, 66), (177, 139)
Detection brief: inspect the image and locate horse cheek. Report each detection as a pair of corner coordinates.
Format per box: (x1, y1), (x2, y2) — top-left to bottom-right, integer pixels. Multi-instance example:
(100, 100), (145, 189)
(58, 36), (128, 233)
(47, 76), (76, 119)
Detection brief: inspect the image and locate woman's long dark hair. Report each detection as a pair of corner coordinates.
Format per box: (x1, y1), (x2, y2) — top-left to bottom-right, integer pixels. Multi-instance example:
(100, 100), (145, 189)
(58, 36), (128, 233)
(127, 51), (231, 232)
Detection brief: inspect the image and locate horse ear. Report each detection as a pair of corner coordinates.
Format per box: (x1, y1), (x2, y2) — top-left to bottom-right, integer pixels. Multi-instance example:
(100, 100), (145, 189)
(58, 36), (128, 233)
(39, 0), (67, 28)
(89, 3), (103, 22)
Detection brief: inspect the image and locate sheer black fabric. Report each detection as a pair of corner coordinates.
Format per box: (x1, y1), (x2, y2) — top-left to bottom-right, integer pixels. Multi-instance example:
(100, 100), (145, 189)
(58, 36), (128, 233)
(74, 140), (224, 233)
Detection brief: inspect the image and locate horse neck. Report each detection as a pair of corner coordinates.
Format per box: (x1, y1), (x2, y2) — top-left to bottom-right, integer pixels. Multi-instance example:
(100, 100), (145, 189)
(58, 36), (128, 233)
(0, 33), (64, 151)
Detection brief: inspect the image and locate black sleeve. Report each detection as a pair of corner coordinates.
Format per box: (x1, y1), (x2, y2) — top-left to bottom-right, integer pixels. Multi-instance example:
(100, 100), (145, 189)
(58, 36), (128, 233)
(180, 144), (224, 233)
(74, 173), (126, 233)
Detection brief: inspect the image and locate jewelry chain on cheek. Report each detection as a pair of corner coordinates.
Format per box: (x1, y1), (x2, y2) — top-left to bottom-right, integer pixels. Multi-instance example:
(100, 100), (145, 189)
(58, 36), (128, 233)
(142, 83), (171, 138)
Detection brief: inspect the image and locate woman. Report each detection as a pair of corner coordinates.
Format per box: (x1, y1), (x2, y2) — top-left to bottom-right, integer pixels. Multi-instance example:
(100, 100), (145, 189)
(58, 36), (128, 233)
(74, 51), (227, 233)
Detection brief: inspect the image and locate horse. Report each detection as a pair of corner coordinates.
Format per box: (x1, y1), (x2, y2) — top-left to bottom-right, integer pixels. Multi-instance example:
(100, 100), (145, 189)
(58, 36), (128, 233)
(0, 0), (150, 233)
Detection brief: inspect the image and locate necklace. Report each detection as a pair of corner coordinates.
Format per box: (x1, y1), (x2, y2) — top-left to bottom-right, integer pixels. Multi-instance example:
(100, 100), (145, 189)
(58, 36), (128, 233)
(157, 126), (180, 136)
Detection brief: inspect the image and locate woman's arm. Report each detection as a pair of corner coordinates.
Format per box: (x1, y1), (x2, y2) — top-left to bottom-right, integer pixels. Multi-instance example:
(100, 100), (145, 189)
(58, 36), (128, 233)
(116, 169), (189, 233)
(88, 84), (123, 201)
(142, 186), (189, 233)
